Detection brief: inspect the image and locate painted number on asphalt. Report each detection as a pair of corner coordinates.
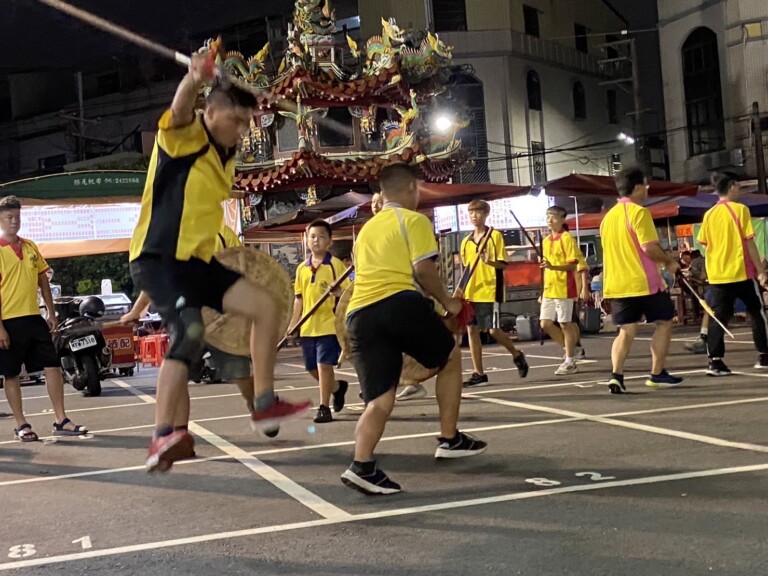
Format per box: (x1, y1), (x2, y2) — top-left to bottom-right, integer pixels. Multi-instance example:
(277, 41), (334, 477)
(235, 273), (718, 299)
(575, 472), (616, 482)
(8, 544), (36, 558)
(72, 536), (92, 550)
(525, 477), (561, 487)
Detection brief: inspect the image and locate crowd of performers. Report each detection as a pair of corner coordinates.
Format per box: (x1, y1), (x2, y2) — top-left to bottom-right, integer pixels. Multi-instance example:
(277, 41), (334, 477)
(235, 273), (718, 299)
(2, 56), (767, 495)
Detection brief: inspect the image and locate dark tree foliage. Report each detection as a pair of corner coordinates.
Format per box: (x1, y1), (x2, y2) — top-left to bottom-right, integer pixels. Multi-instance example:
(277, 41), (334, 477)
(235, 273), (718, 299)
(47, 252), (135, 298)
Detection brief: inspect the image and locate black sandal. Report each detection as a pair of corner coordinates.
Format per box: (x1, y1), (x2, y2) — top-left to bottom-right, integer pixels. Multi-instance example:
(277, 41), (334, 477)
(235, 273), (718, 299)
(14, 424), (39, 442)
(52, 418), (88, 436)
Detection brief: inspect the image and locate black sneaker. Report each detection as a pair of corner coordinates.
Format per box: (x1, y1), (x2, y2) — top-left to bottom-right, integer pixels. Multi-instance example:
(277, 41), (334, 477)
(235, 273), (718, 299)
(607, 377), (626, 394)
(435, 431), (488, 459)
(341, 462), (401, 495)
(645, 369), (683, 388)
(514, 352), (529, 378)
(463, 372), (489, 388)
(314, 405), (333, 423)
(706, 358), (732, 377)
(755, 354), (768, 370)
(332, 380), (349, 413)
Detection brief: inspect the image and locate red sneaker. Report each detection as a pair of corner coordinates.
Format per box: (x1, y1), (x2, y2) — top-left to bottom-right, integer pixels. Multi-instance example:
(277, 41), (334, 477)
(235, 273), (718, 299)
(250, 397), (312, 432)
(146, 430), (195, 473)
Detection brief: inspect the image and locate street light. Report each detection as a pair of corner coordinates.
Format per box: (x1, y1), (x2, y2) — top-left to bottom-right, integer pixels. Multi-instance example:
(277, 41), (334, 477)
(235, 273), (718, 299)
(618, 132), (636, 145)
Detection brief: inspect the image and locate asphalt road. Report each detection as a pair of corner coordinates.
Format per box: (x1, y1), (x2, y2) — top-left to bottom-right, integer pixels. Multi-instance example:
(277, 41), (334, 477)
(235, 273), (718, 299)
(1, 325), (767, 575)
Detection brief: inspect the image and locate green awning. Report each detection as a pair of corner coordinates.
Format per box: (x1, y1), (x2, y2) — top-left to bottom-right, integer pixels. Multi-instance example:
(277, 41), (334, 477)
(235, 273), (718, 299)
(0, 170), (146, 200)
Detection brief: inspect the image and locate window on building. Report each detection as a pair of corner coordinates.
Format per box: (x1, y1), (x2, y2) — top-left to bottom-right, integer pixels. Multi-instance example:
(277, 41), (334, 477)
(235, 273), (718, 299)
(527, 70), (542, 111)
(434, 0), (467, 32)
(573, 82), (586, 120)
(530, 140), (547, 184)
(682, 27), (725, 156)
(277, 117), (299, 152)
(574, 23), (588, 53)
(317, 107), (354, 148)
(607, 89), (618, 124)
(448, 72), (489, 182)
(523, 5), (540, 38)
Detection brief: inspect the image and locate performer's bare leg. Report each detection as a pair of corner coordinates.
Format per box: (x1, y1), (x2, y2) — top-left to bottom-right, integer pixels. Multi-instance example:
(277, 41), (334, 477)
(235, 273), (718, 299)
(650, 320), (674, 375)
(467, 326), (484, 374)
(488, 328), (522, 358)
(154, 360), (190, 430)
(434, 345), (462, 439)
(540, 320), (565, 348)
(561, 323), (579, 358)
(353, 388), (396, 462)
(611, 323), (638, 374)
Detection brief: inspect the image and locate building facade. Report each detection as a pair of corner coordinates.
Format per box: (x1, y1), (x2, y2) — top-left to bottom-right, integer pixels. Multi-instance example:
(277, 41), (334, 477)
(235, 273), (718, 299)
(658, 0), (768, 183)
(360, 0), (635, 186)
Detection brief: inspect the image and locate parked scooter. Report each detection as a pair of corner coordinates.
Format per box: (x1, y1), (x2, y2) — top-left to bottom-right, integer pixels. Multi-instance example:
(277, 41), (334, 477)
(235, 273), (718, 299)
(190, 350), (222, 384)
(53, 296), (112, 397)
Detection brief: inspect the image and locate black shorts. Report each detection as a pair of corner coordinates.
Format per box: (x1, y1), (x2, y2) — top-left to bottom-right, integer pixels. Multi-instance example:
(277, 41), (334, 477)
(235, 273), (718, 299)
(468, 302), (498, 330)
(347, 291), (455, 402)
(0, 315), (60, 378)
(130, 255), (241, 364)
(609, 291), (676, 326)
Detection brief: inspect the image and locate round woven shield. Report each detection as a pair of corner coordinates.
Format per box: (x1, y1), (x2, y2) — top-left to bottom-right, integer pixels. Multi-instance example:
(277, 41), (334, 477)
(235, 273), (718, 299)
(334, 282), (441, 385)
(202, 246), (293, 357)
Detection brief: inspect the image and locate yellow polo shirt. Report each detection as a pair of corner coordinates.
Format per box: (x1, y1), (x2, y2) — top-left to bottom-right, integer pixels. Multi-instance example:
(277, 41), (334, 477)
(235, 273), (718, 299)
(348, 205), (437, 315)
(542, 231), (579, 299)
(0, 238), (49, 320)
(600, 198), (664, 298)
(460, 228), (506, 303)
(295, 252), (349, 337)
(215, 224), (242, 251)
(697, 200), (757, 284)
(130, 109), (237, 264)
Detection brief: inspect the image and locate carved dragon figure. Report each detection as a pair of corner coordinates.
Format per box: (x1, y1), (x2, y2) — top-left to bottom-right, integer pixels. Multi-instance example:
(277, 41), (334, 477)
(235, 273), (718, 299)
(294, 0), (336, 39)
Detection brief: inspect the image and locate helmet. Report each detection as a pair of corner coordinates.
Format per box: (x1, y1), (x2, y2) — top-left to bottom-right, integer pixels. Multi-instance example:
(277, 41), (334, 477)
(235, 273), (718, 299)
(79, 296), (105, 318)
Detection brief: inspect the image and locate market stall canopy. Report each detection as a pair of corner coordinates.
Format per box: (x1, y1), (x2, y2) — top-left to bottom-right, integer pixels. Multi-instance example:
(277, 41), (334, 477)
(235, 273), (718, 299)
(538, 173), (699, 198)
(416, 182), (529, 207)
(0, 170), (145, 204)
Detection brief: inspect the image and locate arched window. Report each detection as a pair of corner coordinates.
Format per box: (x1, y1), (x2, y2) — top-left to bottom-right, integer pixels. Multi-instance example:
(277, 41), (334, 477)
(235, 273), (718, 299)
(682, 27), (725, 156)
(527, 70), (542, 111)
(572, 82), (586, 119)
(447, 72), (489, 183)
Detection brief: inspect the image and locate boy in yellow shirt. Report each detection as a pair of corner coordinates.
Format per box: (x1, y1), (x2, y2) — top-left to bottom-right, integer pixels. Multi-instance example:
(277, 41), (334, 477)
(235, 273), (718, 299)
(342, 164), (487, 495)
(461, 200), (528, 387)
(539, 207), (581, 375)
(697, 171), (768, 375)
(287, 220), (350, 423)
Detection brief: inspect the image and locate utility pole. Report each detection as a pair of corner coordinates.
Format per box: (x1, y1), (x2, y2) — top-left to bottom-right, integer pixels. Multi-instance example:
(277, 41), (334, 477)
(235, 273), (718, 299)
(752, 102), (767, 195)
(599, 36), (652, 177)
(76, 71), (85, 161)
(424, 0), (434, 32)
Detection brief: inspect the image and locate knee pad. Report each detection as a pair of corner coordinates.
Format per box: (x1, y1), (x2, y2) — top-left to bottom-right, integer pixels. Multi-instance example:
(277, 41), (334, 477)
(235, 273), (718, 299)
(166, 308), (206, 367)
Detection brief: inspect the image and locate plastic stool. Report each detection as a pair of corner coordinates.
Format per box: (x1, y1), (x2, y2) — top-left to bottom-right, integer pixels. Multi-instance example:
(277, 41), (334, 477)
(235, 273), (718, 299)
(140, 335), (164, 367)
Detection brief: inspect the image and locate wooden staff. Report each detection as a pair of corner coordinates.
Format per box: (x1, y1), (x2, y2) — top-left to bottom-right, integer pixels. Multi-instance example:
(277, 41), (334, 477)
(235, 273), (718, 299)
(678, 276), (735, 339)
(510, 210), (546, 344)
(278, 265), (355, 350)
(453, 226), (494, 298)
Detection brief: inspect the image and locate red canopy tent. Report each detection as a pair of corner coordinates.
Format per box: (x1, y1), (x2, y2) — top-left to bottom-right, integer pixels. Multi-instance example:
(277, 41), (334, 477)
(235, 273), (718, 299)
(540, 174), (698, 198)
(565, 202), (681, 229)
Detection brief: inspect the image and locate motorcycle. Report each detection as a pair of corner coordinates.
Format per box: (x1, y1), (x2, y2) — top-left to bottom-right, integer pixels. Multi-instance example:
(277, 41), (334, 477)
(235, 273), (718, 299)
(53, 296), (112, 397)
(190, 349), (222, 384)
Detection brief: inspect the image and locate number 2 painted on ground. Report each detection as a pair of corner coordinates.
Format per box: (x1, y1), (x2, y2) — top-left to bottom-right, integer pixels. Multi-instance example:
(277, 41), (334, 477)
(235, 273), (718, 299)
(575, 471), (616, 482)
(72, 536), (92, 550)
(8, 544), (36, 558)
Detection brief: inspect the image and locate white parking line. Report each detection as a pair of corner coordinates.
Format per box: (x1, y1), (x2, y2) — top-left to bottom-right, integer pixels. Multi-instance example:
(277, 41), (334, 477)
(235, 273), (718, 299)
(468, 395), (768, 455)
(110, 379), (155, 404)
(187, 421), (351, 521)
(1, 461), (767, 571)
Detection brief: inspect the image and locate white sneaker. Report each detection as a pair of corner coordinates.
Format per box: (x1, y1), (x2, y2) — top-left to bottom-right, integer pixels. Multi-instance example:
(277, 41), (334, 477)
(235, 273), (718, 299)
(555, 362), (578, 376)
(396, 384), (427, 401)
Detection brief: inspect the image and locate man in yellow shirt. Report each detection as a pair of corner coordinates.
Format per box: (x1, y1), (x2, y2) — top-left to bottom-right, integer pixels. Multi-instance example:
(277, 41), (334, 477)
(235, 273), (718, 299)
(461, 200), (528, 387)
(0, 196), (87, 441)
(287, 219), (350, 424)
(129, 54), (310, 473)
(600, 167), (682, 393)
(697, 172), (768, 375)
(341, 164), (487, 495)
(539, 207), (580, 375)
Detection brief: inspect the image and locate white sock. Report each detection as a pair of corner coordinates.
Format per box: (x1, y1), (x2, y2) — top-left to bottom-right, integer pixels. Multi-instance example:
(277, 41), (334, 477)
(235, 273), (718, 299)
(565, 356), (574, 364)
(700, 328), (708, 337)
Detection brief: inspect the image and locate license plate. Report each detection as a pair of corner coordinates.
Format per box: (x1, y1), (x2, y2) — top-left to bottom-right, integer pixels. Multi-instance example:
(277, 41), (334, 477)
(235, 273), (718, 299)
(70, 335), (97, 351)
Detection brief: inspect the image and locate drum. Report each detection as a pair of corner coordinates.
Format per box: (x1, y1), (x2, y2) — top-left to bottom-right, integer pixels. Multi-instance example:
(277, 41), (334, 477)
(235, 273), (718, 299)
(202, 246), (293, 357)
(334, 283), (442, 385)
